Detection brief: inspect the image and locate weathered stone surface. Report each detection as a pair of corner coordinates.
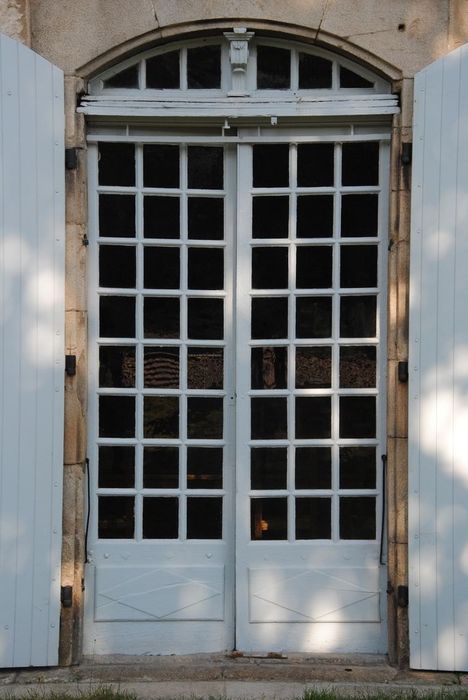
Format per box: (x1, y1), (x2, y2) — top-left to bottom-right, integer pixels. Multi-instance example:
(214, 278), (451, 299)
(0, 0), (30, 44)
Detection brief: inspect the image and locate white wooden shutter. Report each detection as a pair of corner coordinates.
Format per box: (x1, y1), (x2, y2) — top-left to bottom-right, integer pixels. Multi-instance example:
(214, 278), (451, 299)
(409, 43), (468, 672)
(0, 33), (64, 667)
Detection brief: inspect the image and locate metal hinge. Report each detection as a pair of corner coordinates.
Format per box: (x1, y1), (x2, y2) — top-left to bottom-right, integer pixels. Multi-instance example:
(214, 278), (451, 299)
(401, 142), (412, 166)
(398, 361), (409, 383)
(65, 147), (78, 170)
(61, 585), (73, 608)
(397, 584), (409, 608)
(65, 354), (77, 377)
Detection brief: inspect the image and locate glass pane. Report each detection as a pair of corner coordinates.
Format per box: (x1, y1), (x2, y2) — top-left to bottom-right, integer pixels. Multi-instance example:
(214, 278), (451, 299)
(144, 196), (180, 239)
(297, 195), (333, 238)
(143, 396), (179, 438)
(104, 65), (138, 88)
(187, 298), (223, 339)
(98, 143), (135, 186)
(187, 447), (223, 489)
(257, 46), (290, 89)
(144, 347), (180, 388)
(296, 346), (331, 388)
(341, 194), (378, 237)
(251, 498), (287, 540)
(143, 446), (179, 488)
(297, 144), (334, 186)
(99, 396), (135, 438)
(187, 46), (221, 89)
(340, 245), (377, 288)
(188, 247), (224, 289)
(99, 345), (136, 388)
(143, 497), (179, 538)
(251, 346), (287, 389)
(251, 297), (288, 339)
(99, 195), (135, 238)
(146, 51), (180, 89)
(340, 446), (376, 489)
(296, 296), (332, 338)
(339, 346), (376, 388)
(187, 497), (222, 538)
(340, 66), (373, 88)
(144, 297), (180, 339)
(253, 145), (289, 187)
(143, 145), (179, 188)
(187, 397), (223, 439)
(296, 498), (331, 539)
(252, 247), (288, 289)
(99, 245), (136, 288)
(340, 496), (376, 539)
(252, 196), (289, 238)
(340, 295), (376, 337)
(99, 497), (134, 539)
(295, 447), (331, 489)
(298, 53), (332, 89)
(340, 396), (376, 438)
(251, 397), (287, 439)
(251, 447), (287, 489)
(188, 198), (224, 240)
(187, 347), (223, 389)
(99, 446), (135, 488)
(100, 296), (135, 338)
(188, 146), (223, 189)
(144, 246), (180, 289)
(342, 142), (379, 186)
(296, 246), (332, 288)
(295, 397), (331, 439)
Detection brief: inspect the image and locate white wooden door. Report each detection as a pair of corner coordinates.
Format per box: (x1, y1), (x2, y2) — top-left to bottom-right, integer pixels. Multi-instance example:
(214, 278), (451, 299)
(0, 34), (64, 667)
(409, 42), (468, 672)
(86, 128), (388, 655)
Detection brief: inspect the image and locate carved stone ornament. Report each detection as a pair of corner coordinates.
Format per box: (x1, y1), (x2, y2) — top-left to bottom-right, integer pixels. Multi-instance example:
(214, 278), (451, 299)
(224, 27), (254, 96)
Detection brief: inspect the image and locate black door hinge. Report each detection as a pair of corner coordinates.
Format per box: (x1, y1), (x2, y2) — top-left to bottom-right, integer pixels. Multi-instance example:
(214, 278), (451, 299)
(401, 142), (412, 166)
(65, 147), (78, 170)
(65, 354), (77, 377)
(398, 361), (409, 383)
(397, 584), (409, 608)
(61, 585), (73, 608)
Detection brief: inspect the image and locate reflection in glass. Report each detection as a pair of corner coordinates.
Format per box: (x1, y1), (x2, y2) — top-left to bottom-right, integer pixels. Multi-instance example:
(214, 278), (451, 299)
(297, 143), (334, 186)
(340, 67), (374, 88)
(98, 143), (135, 186)
(297, 195), (334, 238)
(144, 297), (180, 339)
(295, 346), (331, 388)
(144, 246), (180, 289)
(251, 297), (288, 339)
(100, 296), (135, 338)
(341, 194), (378, 237)
(144, 347), (179, 388)
(257, 46), (290, 89)
(187, 497), (222, 538)
(187, 447), (223, 489)
(253, 145), (289, 187)
(143, 145), (179, 188)
(252, 196), (289, 238)
(143, 396), (179, 438)
(296, 498), (331, 539)
(143, 446), (179, 488)
(187, 46), (221, 89)
(188, 198), (224, 239)
(99, 195), (135, 238)
(340, 295), (376, 338)
(340, 496), (376, 539)
(187, 397), (223, 439)
(100, 245), (136, 288)
(339, 396), (376, 438)
(298, 54), (332, 89)
(146, 51), (180, 89)
(187, 298), (223, 339)
(144, 196), (180, 239)
(295, 447), (331, 489)
(340, 245), (377, 288)
(99, 346), (135, 387)
(188, 146), (223, 189)
(252, 247), (288, 289)
(99, 396), (135, 438)
(98, 497), (134, 539)
(143, 497), (179, 538)
(296, 246), (332, 288)
(296, 296), (332, 338)
(99, 446), (135, 488)
(251, 498), (287, 540)
(251, 448), (287, 489)
(187, 347), (223, 389)
(104, 65), (138, 89)
(339, 346), (376, 388)
(295, 397), (331, 439)
(342, 142), (379, 186)
(188, 247), (224, 289)
(251, 347), (287, 389)
(251, 397), (287, 439)
(339, 446), (376, 489)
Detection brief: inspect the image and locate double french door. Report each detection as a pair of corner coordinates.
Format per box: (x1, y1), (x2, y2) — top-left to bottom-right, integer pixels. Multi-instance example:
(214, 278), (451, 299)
(85, 128), (388, 655)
